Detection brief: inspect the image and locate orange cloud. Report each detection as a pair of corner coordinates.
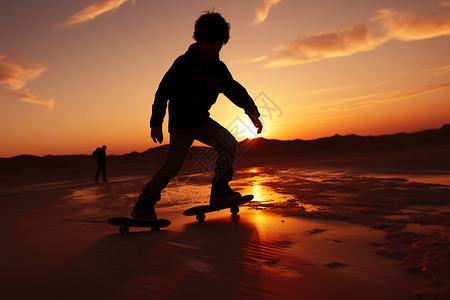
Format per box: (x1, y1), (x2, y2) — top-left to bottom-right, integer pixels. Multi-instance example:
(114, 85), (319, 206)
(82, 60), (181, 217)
(385, 10), (450, 41)
(263, 10), (450, 67)
(0, 55), (53, 108)
(7, 91), (55, 109)
(59, 0), (133, 27)
(252, 0), (283, 25)
(0, 55), (47, 90)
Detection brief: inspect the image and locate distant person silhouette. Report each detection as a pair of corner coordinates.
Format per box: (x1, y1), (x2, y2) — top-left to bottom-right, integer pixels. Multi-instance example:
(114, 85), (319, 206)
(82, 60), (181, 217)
(93, 145), (107, 183)
(131, 11), (263, 220)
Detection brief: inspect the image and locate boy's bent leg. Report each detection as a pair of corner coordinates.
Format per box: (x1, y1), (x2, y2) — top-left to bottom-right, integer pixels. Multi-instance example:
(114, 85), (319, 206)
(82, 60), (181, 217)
(197, 119), (241, 204)
(132, 129), (195, 219)
(197, 119), (237, 183)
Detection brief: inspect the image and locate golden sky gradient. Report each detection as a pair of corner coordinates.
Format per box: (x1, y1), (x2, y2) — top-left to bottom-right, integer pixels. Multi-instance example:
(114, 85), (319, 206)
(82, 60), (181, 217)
(1, 0), (449, 157)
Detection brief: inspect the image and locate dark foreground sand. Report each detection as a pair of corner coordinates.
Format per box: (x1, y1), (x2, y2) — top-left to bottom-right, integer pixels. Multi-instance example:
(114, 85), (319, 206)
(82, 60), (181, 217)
(0, 163), (449, 299)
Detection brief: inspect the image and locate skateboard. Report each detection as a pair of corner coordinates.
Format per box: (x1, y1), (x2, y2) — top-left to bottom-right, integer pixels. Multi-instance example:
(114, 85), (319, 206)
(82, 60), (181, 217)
(183, 195), (254, 222)
(107, 217), (171, 233)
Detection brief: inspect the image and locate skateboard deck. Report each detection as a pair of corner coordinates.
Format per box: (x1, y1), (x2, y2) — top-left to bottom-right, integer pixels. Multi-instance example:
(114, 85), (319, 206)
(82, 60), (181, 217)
(107, 217), (171, 233)
(183, 195), (254, 222)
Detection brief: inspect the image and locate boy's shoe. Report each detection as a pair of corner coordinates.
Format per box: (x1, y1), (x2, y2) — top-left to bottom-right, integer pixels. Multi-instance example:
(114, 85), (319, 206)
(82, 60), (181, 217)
(131, 194), (158, 220)
(210, 183), (241, 206)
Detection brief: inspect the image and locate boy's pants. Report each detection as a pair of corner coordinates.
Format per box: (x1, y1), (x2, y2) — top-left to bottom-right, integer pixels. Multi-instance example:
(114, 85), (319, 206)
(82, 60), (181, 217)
(140, 118), (237, 203)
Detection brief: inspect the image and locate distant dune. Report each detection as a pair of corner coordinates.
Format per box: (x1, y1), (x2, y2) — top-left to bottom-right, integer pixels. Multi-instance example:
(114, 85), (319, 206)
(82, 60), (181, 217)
(239, 123), (450, 156)
(1, 124), (449, 171)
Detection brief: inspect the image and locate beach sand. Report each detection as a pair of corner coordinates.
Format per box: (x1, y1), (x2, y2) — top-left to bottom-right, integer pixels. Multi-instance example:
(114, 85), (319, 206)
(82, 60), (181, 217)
(1, 164), (449, 299)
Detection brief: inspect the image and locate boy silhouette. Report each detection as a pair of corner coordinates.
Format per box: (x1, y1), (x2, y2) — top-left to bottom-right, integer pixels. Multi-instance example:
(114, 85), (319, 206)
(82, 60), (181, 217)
(131, 11), (263, 220)
(93, 145), (107, 183)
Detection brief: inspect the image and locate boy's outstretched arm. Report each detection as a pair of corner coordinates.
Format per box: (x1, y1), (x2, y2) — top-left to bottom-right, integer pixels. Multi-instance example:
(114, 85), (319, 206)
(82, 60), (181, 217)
(249, 115), (263, 134)
(223, 82), (263, 135)
(219, 62), (263, 134)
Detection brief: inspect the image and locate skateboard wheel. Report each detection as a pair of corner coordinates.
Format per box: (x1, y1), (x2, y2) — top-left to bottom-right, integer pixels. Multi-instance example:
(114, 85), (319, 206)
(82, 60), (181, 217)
(119, 225), (129, 234)
(196, 213), (206, 222)
(230, 206), (239, 215)
(151, 226), (160, 231)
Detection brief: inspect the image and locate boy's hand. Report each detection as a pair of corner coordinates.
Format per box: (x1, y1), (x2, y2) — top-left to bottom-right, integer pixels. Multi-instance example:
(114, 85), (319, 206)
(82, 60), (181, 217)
(249, 115), (263, 134)
(151, 126), (163, 144)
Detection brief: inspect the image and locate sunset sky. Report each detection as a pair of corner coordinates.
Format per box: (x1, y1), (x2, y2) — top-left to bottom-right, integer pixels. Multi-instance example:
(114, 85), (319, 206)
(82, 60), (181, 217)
(1, 0), (449, 157)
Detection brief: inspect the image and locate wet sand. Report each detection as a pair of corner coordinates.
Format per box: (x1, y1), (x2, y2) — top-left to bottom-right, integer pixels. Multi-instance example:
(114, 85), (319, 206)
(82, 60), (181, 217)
(1, 166), (449, 299)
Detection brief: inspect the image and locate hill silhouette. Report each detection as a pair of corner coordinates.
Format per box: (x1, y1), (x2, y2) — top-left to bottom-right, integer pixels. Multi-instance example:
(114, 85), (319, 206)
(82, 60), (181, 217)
(236, 123), (450, 157)
(1, 124), (449, 171)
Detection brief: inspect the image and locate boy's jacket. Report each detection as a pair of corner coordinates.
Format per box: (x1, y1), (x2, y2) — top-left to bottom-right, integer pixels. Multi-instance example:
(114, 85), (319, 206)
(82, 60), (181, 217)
(150, 43), (260, 131)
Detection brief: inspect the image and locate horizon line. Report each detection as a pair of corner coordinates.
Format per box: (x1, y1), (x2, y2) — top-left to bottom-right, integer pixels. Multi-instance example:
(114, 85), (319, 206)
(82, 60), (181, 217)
(1, 124), (448, 159)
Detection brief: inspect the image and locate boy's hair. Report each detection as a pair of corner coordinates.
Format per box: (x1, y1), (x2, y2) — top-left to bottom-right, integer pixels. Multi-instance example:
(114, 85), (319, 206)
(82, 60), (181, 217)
(193, 11), (230, 44)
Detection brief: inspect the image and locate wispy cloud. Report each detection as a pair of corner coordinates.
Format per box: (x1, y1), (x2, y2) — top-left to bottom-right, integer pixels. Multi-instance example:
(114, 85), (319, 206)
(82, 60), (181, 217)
(7, 90), (55, 108)
(315, 82), (450, 112)
(242, 55), (269, 64)
(424, 64), (450, 75)
(260, 9), (450, 67)
(301, 84), (360, 97)
(252, 0), (283, 25)
(59, 0), (133, 27)
(366, 82), (450, 108)
(0, 55), (54, 108)
(0, 55), (47, 90)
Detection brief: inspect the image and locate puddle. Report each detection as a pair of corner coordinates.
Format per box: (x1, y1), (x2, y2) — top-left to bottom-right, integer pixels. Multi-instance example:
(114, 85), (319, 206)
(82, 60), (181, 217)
(402, 223), (447, 234)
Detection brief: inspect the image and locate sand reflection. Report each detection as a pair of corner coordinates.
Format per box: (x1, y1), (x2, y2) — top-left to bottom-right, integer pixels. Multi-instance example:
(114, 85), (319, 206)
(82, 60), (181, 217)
(234, 168), (325, 212)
